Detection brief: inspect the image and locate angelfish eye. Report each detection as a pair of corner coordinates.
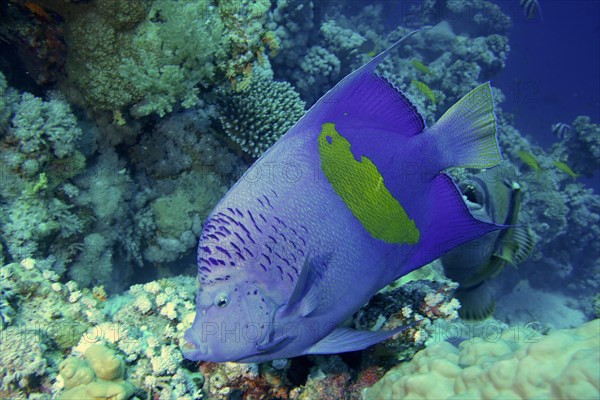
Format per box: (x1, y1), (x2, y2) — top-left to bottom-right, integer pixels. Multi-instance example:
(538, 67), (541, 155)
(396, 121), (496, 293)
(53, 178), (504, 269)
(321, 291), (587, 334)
(214, 293), (230, 308)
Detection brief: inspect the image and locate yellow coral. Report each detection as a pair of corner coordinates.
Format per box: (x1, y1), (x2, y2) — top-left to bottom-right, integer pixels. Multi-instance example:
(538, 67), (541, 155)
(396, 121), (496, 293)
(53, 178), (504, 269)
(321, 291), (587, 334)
(58, 344), (135, 400)
(364, 319), (600, 400)
(20, 257), (36, 270)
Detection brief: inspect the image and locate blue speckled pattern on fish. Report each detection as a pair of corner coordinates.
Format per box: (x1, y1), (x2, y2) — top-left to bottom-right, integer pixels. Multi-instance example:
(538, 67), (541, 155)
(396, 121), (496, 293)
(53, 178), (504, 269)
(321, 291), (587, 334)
(182, 30), (505, 363)
(198, 199), (308, 286)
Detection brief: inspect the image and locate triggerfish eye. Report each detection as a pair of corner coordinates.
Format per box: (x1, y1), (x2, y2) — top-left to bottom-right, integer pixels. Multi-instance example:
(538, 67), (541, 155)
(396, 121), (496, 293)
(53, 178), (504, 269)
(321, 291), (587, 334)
(461, 183), (484, 208)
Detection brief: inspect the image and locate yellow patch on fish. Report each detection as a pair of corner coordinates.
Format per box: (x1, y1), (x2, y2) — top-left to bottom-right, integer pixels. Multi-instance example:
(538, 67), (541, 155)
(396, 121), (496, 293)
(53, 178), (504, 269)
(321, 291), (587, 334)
(318, 123), (420, 244)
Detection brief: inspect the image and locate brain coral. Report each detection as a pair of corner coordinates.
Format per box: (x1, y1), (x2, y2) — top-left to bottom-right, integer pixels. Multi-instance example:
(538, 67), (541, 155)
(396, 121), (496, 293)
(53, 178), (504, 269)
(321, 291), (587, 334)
(58, 344), (134, 400)
(363, 319), (599, 400)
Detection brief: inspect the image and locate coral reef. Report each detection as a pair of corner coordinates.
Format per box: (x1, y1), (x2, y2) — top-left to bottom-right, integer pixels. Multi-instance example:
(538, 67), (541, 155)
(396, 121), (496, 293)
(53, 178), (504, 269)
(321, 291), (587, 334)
(0, 76), (85, 263)
(363, 319), (600, 400)
(0, 0), (597, 399)
(129, 108), (245, 264)
(1, 71), (245, 287)
(492, 111), (600, 322)
(551, 116), (600, 177)
(405, 0), (511, 36)
(0, 257), (203, 399)
(0, 260), (94, 397)
(0, 257), (462, 399)
(68, 148), (135, 288)
(355, 263), (462, 366)
(120, 0), (223, 117)
(0, 323), (49, 394)
(30, 0), (273, 118)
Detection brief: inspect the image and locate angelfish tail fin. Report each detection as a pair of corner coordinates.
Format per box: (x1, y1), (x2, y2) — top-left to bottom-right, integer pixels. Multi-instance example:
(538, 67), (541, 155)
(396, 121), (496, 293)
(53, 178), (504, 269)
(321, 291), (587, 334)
(430, 82), (502, 170)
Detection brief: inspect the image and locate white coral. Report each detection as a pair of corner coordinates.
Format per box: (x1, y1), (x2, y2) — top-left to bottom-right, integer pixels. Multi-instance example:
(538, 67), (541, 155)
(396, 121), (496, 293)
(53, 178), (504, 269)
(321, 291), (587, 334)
(160, 302), (177, 320)
(133, 295), (153, 314)
(150, 345), (182, 375)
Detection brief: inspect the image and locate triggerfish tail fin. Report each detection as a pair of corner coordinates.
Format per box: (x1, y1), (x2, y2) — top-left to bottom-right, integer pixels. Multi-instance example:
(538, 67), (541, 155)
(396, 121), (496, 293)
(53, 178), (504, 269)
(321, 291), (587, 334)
(429, 82), (502, 171)
(456, 282), (496, 321)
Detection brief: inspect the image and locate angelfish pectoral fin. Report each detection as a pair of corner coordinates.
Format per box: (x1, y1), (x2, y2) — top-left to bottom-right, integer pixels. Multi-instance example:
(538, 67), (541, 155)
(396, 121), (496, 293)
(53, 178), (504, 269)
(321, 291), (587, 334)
(279, 253), (329, 319)
(256, 334), (293, 354)
(305, 326), (407, 355)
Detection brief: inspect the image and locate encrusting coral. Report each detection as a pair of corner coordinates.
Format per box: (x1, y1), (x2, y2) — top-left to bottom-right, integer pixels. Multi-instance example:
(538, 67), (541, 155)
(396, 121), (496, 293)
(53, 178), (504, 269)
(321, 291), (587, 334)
(363, 319), (600, 399)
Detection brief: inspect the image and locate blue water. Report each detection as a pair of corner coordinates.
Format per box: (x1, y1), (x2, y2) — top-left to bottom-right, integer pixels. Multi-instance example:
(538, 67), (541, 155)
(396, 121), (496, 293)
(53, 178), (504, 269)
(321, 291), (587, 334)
(496, 0), (600, 149)
(488, 0), (600, 193)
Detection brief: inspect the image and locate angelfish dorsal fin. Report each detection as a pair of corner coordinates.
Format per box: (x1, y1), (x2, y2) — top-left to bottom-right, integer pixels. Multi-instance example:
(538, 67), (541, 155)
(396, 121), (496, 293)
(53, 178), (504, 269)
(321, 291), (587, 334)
(309, 29), (428, 137)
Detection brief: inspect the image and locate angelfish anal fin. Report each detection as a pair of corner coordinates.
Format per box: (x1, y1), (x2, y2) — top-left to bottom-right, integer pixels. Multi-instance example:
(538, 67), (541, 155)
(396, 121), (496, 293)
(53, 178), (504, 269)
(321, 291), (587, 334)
(279, 253), (330, 319)
(305, 326), (406, 355)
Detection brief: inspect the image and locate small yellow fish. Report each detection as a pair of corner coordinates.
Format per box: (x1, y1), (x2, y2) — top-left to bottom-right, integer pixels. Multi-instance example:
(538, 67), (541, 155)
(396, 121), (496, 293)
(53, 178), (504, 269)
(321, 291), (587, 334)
(517, 151), (541, 172)
(410, 59), (432, 74)
(553, 160), (579, 179)
(411, 80), (435, 104)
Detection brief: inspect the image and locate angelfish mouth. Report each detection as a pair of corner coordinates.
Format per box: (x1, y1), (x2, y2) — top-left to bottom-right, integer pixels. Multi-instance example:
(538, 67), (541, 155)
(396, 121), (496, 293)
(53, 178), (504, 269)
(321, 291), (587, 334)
(181, 341), (208, 360)
(181, 335), (209, 361)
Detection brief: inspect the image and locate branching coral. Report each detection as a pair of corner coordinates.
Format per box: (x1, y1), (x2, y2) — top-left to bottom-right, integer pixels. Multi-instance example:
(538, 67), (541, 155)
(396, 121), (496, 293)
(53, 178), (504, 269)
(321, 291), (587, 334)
(123, 0), (224, 117)
(11, 92), (82, 158)
(0, 75), (86, 263)
(0, 327), (48, 393)
(218, 73), (306, 158)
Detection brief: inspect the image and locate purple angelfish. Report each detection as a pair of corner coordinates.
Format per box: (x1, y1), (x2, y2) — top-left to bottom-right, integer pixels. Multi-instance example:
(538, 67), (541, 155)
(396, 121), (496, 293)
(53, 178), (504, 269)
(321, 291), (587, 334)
(182, 30), (504, 363)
